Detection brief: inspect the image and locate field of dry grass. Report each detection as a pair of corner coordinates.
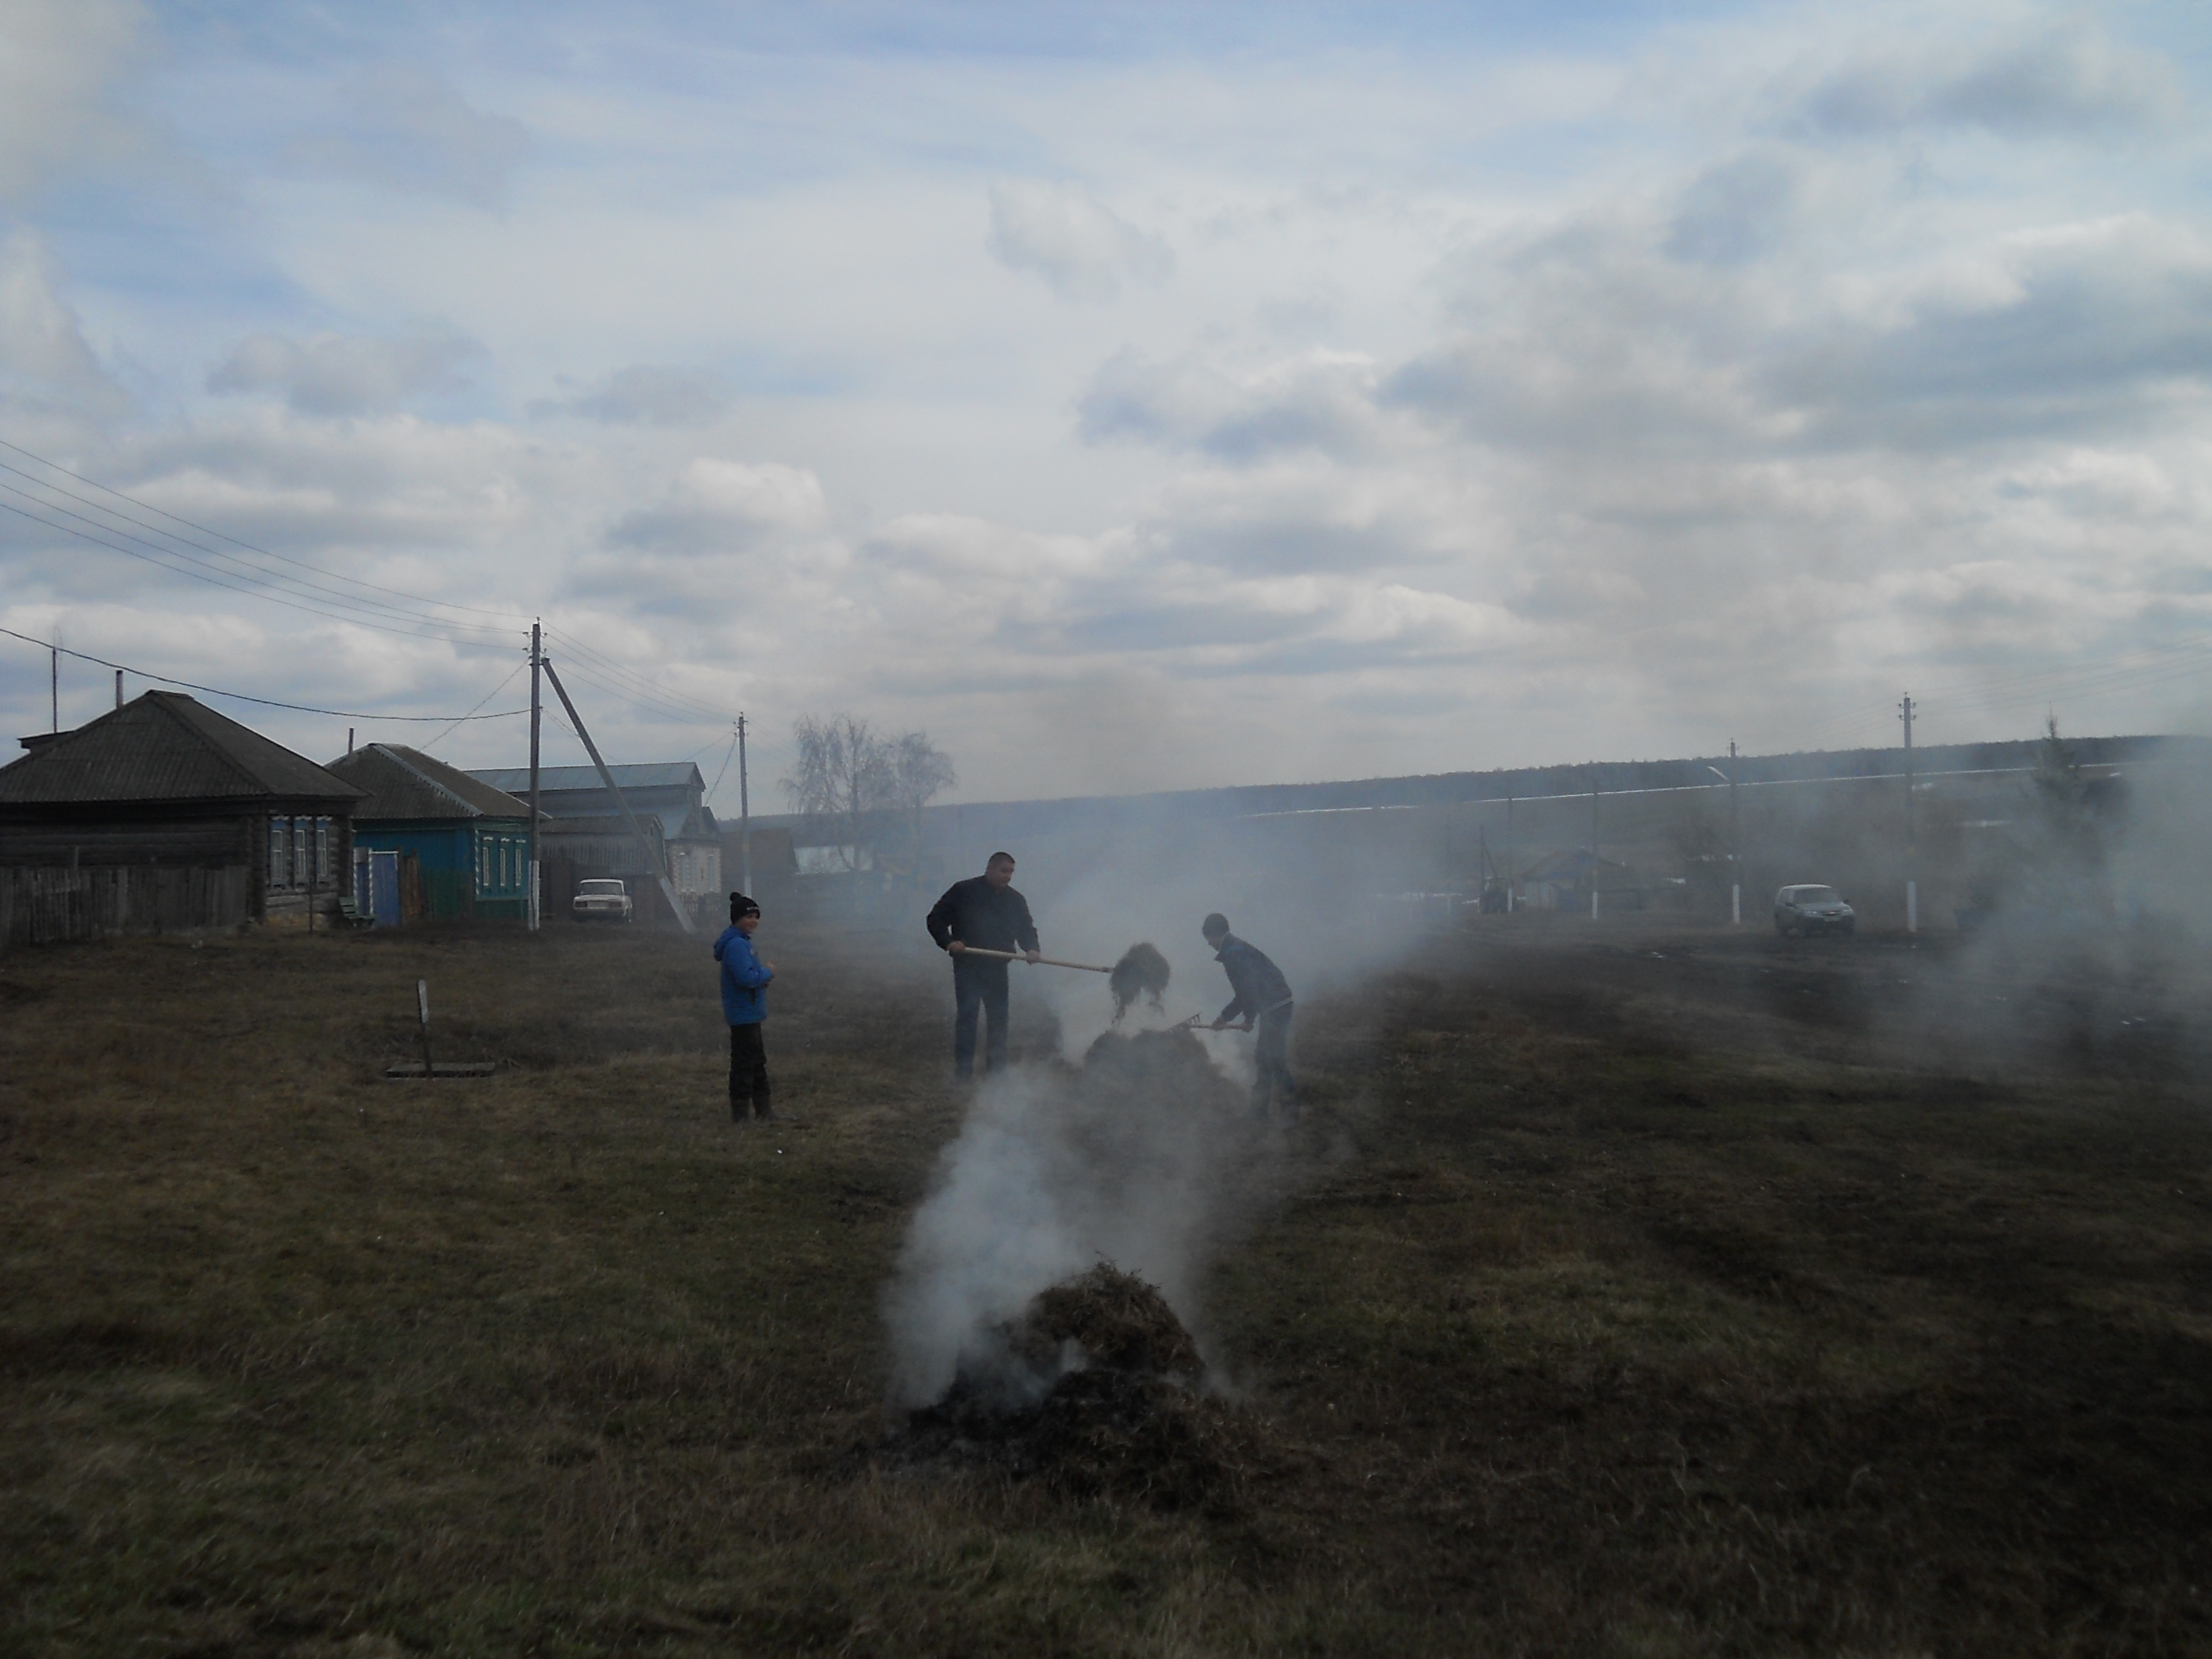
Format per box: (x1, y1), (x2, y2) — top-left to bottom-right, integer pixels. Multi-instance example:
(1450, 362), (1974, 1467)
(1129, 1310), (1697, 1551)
(3, 913), (2210, 1656)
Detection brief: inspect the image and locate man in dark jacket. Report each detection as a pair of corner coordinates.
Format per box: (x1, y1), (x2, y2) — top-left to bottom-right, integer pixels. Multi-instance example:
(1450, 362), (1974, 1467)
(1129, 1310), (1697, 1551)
(1203, 912), (1296, 1120)
(714, 891), (775, 1122)
(926, 851), (1040, 1078)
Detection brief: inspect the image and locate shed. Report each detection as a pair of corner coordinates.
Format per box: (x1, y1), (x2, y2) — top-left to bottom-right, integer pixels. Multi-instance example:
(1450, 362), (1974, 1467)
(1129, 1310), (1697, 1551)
(1512, 848), (1649, 912)
(323, 744), (535, 920)
(0, 691), (364, 934)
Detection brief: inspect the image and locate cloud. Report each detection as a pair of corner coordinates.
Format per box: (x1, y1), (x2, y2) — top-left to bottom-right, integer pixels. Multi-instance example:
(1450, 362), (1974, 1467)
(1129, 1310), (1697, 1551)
(1789, 18), (2184, 140)
(1078, 347), (1385, 463)
(607, 457), (830, 553)
(207, 326), (487, 417)
(987, 179), (1173, 301)
(1761, 218), (2212, 447)
(0, 228), (128, 415)
(533, 365), (731, 426)
(0, 0), (150, 201)
(290, 64), (532, 209)
(1664, 151), (1801, 266)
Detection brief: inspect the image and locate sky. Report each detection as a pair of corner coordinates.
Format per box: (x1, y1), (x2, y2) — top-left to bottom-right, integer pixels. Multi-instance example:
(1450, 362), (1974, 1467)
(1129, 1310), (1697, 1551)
(1, 0), (2209, 808)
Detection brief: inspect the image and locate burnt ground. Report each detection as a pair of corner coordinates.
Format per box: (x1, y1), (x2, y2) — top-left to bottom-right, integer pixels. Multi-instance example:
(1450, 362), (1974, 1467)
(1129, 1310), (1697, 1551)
(3, 913), (2210, 1655)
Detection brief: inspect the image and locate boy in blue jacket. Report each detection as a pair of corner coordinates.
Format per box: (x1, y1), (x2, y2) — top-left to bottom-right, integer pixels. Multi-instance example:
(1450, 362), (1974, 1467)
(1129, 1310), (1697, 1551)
(714, 892), (775, 1122)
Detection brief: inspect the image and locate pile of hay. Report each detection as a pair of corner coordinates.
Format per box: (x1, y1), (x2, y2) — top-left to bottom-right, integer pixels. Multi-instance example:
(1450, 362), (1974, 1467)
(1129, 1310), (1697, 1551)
(1108, 942), (1171, 1020)
(1077, 1023), (1246, 1118)
(894, 1265), (1246, 1510)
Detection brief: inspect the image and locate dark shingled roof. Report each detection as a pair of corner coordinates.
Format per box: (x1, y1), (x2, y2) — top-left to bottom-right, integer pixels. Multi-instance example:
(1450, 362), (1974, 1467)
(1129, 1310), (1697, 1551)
(324, 744), (531, 823)
(0, 691), (365, 805)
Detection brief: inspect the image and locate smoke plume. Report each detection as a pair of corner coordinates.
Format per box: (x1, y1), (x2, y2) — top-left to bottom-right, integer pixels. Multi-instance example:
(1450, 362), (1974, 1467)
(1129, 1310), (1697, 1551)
(884, 1024), (1279, 1410)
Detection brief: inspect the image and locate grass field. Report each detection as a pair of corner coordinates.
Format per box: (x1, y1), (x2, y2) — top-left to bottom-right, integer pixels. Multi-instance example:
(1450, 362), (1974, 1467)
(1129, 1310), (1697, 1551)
(3, 914), (2210, 1656)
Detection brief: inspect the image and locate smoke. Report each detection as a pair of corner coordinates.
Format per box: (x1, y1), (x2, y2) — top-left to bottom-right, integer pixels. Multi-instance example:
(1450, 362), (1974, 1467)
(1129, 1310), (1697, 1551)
(883, 1024), (1282, 1410)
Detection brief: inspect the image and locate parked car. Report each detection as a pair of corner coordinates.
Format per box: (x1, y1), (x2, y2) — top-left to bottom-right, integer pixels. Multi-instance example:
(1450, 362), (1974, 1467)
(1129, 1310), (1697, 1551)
(1774, 884), (1855, 937)
(571, 878), (634, 923)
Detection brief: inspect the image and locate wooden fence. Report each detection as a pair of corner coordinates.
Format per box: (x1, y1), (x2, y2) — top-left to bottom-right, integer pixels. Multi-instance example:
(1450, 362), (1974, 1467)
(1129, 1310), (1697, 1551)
(0, 865), (253, 947)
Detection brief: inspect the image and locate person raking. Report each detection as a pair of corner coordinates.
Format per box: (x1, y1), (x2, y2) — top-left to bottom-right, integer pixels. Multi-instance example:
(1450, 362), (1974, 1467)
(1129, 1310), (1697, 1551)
(714, 891), (775, 1122)
(1202, 911), (1297, 1120)
(926, 851), (1041, 1079)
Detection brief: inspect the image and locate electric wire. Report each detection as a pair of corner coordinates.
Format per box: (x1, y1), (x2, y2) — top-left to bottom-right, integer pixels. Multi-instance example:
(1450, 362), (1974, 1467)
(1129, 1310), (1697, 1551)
(415, 661), (530, 754)
(0, 626), (529, 723)
(0, 495), (523, 650)
(0, 462), (516, 640)
(0, 438), (533, 626)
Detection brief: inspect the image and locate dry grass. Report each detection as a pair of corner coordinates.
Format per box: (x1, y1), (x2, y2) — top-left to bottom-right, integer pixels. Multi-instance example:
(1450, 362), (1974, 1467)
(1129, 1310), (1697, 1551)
(3, 915), (2210, 1655)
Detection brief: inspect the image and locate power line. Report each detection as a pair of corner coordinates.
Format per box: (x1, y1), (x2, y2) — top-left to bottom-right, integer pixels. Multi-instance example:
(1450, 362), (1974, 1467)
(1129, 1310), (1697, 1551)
(415, 660), (530, 754)
(0, 437), (533, 626)
(0, 626), (529, 723)
(0, 462), (514, 639)
(0, 495), (522, 650)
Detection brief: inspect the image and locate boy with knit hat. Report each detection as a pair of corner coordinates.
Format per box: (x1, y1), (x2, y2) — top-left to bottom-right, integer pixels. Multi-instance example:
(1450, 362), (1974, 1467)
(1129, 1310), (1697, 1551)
(714, 892), (775, 1122)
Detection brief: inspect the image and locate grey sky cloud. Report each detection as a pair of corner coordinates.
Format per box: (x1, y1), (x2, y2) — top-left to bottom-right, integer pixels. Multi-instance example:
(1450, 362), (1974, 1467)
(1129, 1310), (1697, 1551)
(1664, 152), (1799, 266)
(207, 326), (485, 417)
(1078, 348), (1380, 463)
(290, 64), (531, 209)
(0, 0), (149, 201)
(987, 179), (1173, 301)
(1792, 19), (2184, 140)
(0, 228), (127, 415)
(534, 365), (731, 426)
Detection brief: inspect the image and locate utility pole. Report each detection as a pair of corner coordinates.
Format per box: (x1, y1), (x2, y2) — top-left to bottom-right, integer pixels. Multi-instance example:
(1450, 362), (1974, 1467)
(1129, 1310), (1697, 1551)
(1900, 693), (1918, 935)
(1729, 739), (1740, 926)
(1504, 792), (1515, 912)
(1589, 766), (1601, 920)
(50, 646), (58, 733)
(541, 655), (695, 935)
(527, 623), (543, 932)
(737, 712), (752, 894)
(113, 669), (122, 710)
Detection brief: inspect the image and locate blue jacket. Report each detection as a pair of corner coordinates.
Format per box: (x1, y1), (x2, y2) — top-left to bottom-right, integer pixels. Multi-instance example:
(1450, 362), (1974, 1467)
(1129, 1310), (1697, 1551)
(714, 926), (773, 1025)
(1214, 933), (1292, 1025)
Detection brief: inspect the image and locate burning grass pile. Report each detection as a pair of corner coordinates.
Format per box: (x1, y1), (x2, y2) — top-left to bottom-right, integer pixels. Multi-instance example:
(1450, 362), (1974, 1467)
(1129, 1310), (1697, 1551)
(890, 1265), (1250, 1511)
(1107, 941), (1171, 1020)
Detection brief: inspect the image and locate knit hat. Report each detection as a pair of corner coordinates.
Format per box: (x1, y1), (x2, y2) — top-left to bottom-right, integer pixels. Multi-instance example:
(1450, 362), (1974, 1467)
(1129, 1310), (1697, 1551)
(730, 891), (761, 922)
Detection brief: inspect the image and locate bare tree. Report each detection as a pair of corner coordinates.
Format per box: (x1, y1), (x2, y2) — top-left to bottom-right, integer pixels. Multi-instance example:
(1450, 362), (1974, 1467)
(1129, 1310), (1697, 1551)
(781, 716), (956, 873)
(886, 730), (958, 872)
(783, 714), (893, 871)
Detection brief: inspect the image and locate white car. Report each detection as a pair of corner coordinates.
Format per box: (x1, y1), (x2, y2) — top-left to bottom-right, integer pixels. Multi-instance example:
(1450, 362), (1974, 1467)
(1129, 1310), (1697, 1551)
(571, 878), (634, 923)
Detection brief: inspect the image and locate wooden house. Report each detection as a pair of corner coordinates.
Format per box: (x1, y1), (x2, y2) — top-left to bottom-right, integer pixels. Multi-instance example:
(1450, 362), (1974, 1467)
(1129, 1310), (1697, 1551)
(0, 691), (363, 936)
(323, 743), (535, 921)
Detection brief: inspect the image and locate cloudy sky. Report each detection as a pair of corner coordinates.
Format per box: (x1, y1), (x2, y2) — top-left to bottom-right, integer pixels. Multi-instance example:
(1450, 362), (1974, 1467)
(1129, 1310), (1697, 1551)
(1, 0), (2207, 804)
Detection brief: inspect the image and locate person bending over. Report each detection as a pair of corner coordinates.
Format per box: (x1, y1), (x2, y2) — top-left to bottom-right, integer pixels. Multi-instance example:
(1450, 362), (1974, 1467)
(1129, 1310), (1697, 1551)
(925, 851), (1040, 1079)
(1203, 911), (1297, 1120)
(715, 892), (775, 1122)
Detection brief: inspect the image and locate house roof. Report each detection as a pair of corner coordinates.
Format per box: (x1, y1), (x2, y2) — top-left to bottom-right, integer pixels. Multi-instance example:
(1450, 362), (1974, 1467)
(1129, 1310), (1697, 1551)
(324, 744), (531, 823)
(469, 762), (704, 798)
(0, 691), (365, 806)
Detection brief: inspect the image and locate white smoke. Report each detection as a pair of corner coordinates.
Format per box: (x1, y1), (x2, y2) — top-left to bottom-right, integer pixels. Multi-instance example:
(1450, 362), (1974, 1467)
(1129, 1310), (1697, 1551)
(882, 1025), (1281, 1410)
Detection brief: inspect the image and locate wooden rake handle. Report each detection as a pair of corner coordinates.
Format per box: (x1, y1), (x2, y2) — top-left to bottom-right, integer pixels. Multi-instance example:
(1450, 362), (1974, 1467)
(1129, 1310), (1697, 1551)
(954, 947), (1112, 973)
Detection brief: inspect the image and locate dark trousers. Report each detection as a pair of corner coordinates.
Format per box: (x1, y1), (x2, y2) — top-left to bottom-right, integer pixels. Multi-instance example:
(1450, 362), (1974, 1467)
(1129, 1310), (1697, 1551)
(729, 1023), (771, 1119)
(952, 956), (1010, 1078)
(1254, 1003), (1297, 1119)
